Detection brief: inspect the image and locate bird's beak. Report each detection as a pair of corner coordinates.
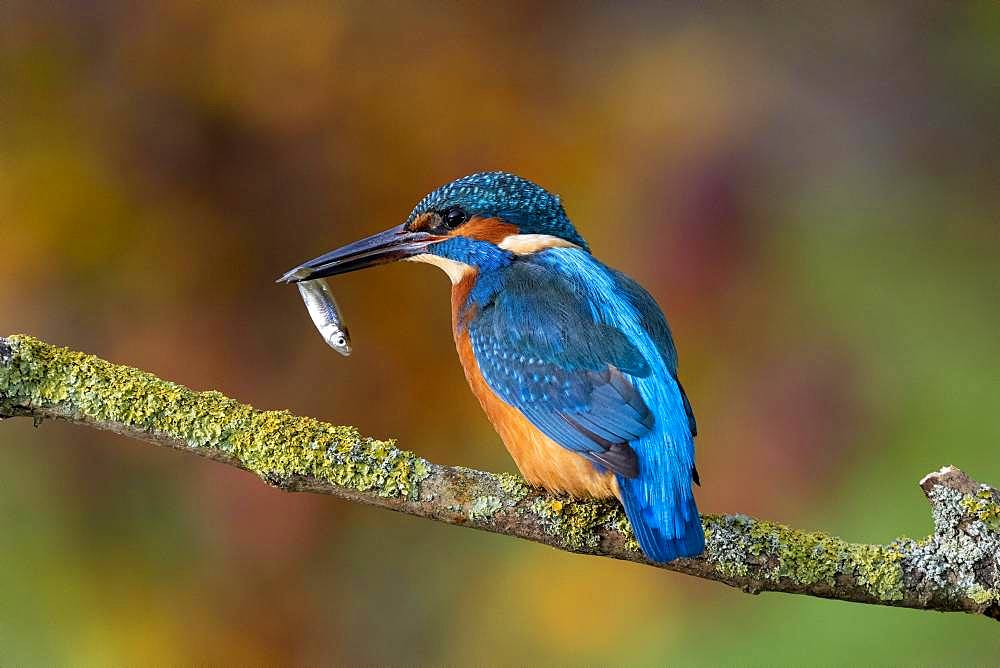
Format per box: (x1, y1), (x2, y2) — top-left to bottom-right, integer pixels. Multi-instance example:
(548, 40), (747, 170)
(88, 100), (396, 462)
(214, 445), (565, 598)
(277, 223), (440, 283)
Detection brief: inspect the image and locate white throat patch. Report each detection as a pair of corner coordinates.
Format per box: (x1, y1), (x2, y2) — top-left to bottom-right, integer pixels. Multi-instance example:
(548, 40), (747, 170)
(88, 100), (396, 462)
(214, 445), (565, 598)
(498, 234), (579, 254)
(407, 253), (475, 284)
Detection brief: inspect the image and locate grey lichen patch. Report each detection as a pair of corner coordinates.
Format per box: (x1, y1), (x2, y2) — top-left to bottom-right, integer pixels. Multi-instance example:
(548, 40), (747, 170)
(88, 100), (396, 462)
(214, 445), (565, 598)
(704, 514), (755, 579)
(468, 495), (503, 521)
(905, 483), (1000, 607)
(704, 514), (905, 600)
(0, 335), (429, 499)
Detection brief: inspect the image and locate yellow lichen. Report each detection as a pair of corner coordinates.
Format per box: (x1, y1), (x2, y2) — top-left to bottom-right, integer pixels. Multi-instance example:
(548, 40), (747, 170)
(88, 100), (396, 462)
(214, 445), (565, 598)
(960, 490), (1000, 531)
(969, 585), (999, 606)
(524, 494), (631, 553)
(0, 335), (429, 499)
(495, 472), (532, 502)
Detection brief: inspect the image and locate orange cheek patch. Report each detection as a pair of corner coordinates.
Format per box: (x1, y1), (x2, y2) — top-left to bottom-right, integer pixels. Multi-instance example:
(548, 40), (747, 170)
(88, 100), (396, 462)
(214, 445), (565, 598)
(451, 216), (519, 244)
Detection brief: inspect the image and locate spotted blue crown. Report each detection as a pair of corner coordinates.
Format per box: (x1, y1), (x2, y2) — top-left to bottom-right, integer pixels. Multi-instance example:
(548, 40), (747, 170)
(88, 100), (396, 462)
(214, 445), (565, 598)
(406, 171), (589, 250)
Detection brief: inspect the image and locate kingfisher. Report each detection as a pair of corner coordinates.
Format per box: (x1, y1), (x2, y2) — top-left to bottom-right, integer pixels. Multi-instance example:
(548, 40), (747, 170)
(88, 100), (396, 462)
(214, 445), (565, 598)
(279, 172), (704, 562)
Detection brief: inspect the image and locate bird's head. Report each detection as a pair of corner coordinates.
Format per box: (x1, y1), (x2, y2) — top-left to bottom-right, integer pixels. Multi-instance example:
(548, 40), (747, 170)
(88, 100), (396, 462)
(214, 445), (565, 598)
(278, 171), (588, 285)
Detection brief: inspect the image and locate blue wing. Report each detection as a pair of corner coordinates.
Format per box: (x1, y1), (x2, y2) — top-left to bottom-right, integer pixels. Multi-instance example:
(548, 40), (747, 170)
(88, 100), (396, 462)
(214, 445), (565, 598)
(610, 268), (697, 439)
(468, 262), (654, 478)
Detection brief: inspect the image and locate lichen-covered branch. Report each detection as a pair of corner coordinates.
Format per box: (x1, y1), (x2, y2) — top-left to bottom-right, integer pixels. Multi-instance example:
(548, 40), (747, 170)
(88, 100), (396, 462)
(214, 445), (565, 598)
(1, 334), (998, 620)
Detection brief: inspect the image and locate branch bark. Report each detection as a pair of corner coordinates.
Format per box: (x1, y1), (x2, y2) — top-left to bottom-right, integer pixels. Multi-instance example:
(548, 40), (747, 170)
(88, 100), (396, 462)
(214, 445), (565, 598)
(1, 334), (997, 620)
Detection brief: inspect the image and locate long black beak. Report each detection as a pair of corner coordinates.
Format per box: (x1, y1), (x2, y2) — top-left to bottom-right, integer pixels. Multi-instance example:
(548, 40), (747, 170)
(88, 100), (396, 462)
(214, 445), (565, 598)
(277, 223), (440, 283)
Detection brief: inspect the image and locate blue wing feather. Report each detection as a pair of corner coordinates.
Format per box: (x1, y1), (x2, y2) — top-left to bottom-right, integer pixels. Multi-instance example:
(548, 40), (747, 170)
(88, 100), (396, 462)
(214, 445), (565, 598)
(609, 268), (697, 439)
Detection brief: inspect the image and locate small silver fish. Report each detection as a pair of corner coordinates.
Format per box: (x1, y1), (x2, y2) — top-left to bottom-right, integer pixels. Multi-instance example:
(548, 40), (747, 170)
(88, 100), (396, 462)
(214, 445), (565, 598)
(296, 278), (352, 356)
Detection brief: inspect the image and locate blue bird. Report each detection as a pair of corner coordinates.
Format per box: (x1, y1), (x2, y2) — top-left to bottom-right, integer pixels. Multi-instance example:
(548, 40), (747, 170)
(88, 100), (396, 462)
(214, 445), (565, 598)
(280, 172), (704, 562)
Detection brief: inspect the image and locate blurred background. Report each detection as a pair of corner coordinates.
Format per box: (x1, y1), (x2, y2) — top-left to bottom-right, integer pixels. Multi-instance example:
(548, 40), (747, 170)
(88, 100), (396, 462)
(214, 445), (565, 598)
(1, 1), (998, 664)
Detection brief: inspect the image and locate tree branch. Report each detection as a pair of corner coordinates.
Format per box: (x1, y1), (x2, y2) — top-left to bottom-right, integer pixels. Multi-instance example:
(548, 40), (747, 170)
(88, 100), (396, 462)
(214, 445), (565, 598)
(1, 334), (997, 620)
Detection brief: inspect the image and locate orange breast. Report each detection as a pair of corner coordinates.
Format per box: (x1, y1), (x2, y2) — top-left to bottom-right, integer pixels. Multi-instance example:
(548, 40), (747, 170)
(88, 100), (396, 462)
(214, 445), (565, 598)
(451, 277), (619, 499)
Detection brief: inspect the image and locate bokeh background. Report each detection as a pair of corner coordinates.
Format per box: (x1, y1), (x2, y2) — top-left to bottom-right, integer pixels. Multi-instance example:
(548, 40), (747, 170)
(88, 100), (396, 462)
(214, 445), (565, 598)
(2, 1), (999, 664)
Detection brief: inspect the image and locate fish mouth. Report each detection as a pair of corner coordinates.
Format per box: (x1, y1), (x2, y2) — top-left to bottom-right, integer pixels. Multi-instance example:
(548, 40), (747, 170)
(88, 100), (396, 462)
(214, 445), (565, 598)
(277, 224), (442, 283)
(328, 329), (352, 357)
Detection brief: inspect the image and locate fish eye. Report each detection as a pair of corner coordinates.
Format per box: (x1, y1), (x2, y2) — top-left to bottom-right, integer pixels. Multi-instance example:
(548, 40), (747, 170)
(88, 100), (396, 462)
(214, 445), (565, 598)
(441, 206), (468, 229)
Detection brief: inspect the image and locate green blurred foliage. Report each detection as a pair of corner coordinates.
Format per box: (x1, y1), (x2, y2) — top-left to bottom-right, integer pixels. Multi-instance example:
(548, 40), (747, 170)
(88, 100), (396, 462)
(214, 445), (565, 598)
(1, 1), (998, 664)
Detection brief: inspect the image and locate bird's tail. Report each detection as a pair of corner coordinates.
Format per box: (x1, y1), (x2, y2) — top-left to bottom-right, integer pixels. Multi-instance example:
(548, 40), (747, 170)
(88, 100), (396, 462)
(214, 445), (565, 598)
(617, 474), (704, 563)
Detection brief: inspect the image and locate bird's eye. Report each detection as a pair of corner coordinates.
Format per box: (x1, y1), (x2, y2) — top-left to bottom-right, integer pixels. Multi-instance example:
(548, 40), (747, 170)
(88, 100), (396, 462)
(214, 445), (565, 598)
(441, 206), (468, 229)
